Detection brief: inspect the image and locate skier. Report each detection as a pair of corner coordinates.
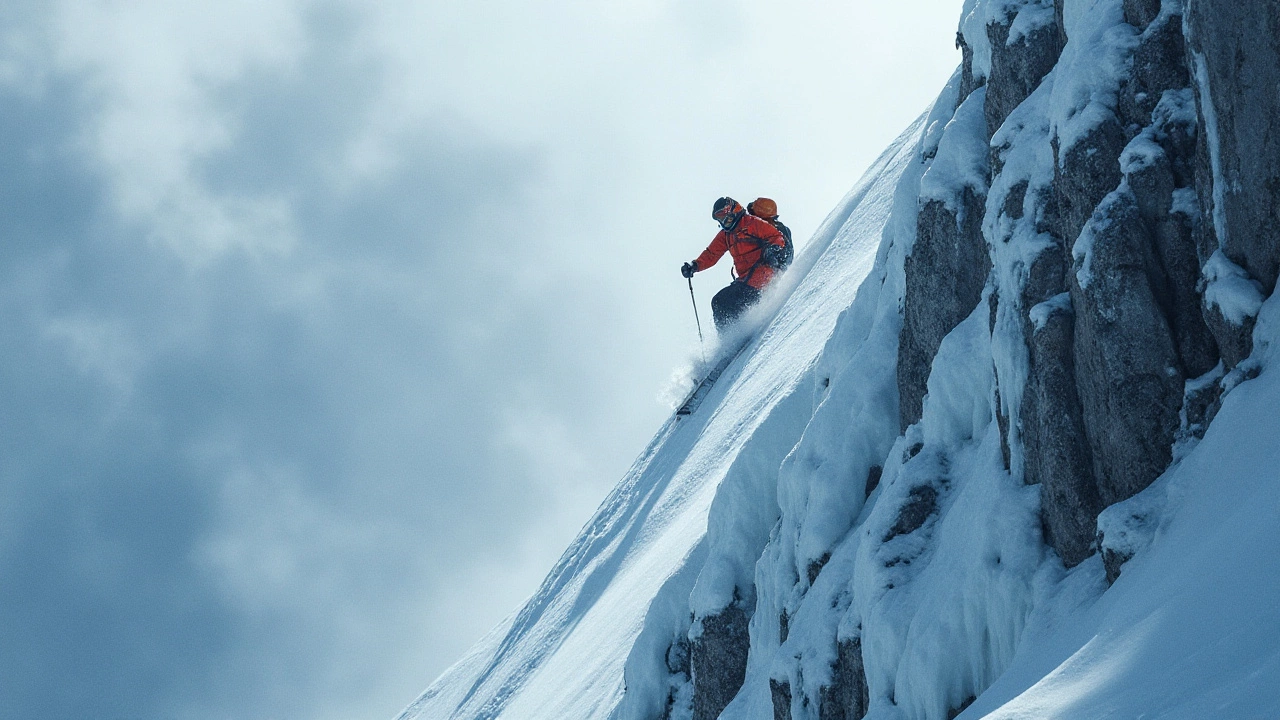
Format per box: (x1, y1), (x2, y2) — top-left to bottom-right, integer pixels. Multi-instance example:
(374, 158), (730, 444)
(681, 197), (789, 331)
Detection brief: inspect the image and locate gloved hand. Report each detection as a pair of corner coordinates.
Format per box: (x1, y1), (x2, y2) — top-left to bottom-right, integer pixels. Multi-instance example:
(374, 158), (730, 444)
(763, 244), (786, 269)
(681, 261), (697, 279)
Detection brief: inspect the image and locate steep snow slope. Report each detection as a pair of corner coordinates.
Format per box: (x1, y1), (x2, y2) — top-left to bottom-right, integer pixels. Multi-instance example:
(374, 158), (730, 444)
(397, 111), (930, 720)
(402, 0), (1280, 717)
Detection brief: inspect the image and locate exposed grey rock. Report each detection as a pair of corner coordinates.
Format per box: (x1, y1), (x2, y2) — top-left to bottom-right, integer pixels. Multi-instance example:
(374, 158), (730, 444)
(1052, 118), (1127, 249)
(989, 285), (1001, 333)
(1155, 94), (1199, 189)
(770, 679), (792, 720)
(1189, 125), (1218, 264)
(666, 636), (691, 677)
(1118, 10), (1190, 131)
(1000, 179), (1030, 224)
(1150, 205), (1219, 377)
(817, 683), (843, 720)
(1182, 369), (1224, 440)
(864, 465), (883, 499)
(1021, 235), (1069, 312)
(826, 637), (870, 720)
(1123, 0), (1162, 31)
(986, 10), (1063, 140)
(899, 191), (992, 429)
(995, 383), (1012, 471)
(806, 552), (831, 586)
(659, 637), (693, 720)
(883, 485), (939, 543)
(1124, 106), (1220, 378)
(991, 289), (1015, 473)
(692, 602), (752, 720)
(1101, 544), (1132, 584)
(947, 695), (978, 719)
(1071, 190), (1183, 507)
(1202, 303), (1255, 370)
(1126, 149), (1178, 225)
(1097, 495), (1163, 585)
(1054, 0), (1067, 49)
(1186, 0), (1280, 292)
(1024, 16), (1218, 562)
(1022, 290), (1103, 567)
(957, 32), (985, 104)
(1017, 241), (1097, 567)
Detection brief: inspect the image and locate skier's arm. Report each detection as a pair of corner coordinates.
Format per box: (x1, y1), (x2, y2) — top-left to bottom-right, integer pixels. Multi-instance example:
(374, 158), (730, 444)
(692, 231), (730, 272)
(763, 223), (786, 248)
(755, 221), (788, 268)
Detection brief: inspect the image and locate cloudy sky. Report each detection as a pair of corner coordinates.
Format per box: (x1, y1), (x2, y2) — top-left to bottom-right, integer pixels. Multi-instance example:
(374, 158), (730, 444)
(0, 1), (959, 718)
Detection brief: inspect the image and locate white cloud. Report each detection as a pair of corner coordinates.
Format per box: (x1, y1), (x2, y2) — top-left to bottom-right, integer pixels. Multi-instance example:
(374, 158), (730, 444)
(0, 1), (964, 718)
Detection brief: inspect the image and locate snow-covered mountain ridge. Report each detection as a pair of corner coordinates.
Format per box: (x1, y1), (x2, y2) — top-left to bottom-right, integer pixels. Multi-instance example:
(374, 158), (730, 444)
(400, 0), (1280, 718)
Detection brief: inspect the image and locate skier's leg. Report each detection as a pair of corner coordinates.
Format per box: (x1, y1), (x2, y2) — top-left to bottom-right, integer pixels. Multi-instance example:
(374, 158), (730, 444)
(712, 282), (760, 331)
(736, 284), (761, 315)
(712, 285), (735, 331)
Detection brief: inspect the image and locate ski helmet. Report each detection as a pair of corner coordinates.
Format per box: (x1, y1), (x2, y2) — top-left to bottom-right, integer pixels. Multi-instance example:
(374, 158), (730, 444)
(712, 197), (744, 229)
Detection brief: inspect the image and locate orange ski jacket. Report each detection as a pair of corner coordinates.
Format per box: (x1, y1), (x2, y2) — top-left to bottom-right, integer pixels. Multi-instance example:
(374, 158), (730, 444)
(691, 214), (788, 290)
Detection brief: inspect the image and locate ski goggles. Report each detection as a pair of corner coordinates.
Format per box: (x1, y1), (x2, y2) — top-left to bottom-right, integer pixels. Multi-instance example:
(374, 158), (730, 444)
(714, 206), (740, 229)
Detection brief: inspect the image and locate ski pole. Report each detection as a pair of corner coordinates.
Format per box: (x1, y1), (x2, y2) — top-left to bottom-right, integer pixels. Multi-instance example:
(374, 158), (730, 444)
(688, 276), (706, 365)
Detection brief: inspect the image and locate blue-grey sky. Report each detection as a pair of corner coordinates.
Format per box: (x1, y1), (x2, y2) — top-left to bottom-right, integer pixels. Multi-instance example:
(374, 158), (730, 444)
(0, 2), (959, 718)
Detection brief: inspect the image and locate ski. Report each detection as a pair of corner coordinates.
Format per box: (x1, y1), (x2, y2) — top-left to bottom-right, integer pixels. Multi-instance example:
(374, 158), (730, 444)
(676, 342), (748, 416)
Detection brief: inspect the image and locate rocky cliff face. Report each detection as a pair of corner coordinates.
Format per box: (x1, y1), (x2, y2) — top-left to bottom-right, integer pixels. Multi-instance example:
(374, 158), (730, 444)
(635, 0), (1280, 718)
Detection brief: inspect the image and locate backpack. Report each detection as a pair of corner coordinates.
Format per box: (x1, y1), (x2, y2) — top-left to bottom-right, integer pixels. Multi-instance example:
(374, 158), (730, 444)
(747, 198), (793, 270)
(769, 219), (794, 270)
